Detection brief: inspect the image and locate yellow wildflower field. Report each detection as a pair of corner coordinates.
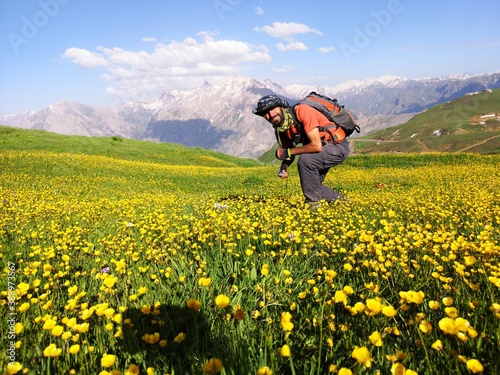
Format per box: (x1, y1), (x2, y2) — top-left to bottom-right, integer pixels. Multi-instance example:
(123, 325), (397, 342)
(1, 150), (499, 375)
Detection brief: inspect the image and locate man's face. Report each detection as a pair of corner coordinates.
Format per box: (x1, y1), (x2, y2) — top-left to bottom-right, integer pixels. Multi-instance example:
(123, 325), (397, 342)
(264, 107), (282, 127)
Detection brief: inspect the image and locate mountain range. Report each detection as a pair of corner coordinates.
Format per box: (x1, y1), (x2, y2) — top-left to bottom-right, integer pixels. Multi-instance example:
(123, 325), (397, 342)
(2, 72), (499, 158)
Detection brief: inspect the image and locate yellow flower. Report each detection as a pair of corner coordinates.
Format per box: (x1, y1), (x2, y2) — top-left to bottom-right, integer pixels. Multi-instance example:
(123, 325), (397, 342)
(69, 344), (80, 354)
(328, 364), (338, 373)
(146, 368), (155, 375)
(445, 307), (458, 318)
(261, 263), (269, 276)
(368, 331), (383, 346)
(464, 256), (476, 266)
(103, 275), (118, 288)
(334, 290), (347, 304)
(18, 302), (30, 312)
(142, 332), (160, 344)
(141, 305), (151, 315)
(215, 294), (230, 308)
(81, 308), (94, 320)
(431, 339), (443, 351)
(365, 299), (382, 316)
(199, 277), (212, 287)
(351, 346), (372, 367)
(6, 362), (23, 375)
(138, 286), (147, 295)
(202, 358), (223, 374)
(51, 325), (64, 336)
(343, 285), (354, 295)
(382, 305), (397, 318)
(125, 364), (140, 375)
(419, 320), (433, 333)
(187, 298), (202, 311)
(43, 343), (62, 357)
(338, 368), (353, 375)
(257, 366), (273, 375)
(101, 353), (117, 368)
(467, 328), (478, 339)
(454, 317), (470, 333)
(344, 263), (353, 271)
(17, 282), (30, 295)
(442, 296), (454, 306)
(466, 359), (484, 374)
(428, 300), (440, 310)
(439, 317), (459, 335)
(280, 312), (294, 331)
(14, 322), (24, 334)
(391, 362), (406, 375)
(68, 285), (78, 296)
(280, 344), (291, 357)
(400, 290), (425, 304)
(174, 332), (186, 343)
(43, 319), (57, 330)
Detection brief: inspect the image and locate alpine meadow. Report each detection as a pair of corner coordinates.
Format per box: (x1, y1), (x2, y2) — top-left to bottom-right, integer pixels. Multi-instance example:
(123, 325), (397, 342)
(1, 125), (499, 375)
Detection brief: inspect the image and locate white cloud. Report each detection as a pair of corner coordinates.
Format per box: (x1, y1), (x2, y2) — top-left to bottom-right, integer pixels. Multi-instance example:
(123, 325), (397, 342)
(255, 6), (264, 15)
(142, 37), (157, 43)
(61, 47), (108, 69)
(273, 65), (293, 73)
(255, 22), (322, 38)
(61, 35), (272, 99)
(318, 46), (335, 53)
(276, 41), (308, 52)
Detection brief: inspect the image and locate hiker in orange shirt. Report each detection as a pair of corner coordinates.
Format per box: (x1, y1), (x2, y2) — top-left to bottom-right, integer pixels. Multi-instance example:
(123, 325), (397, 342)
(253, 94), (350, 206)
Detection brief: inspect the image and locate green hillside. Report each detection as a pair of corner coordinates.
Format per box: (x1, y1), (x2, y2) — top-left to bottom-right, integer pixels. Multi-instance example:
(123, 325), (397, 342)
(0, 126), (262, 168)
(351, 88), (500, 154)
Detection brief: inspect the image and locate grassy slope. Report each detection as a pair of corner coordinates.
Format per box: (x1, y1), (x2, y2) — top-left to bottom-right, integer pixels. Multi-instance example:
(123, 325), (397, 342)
(351, 88), (500, 154)
(0, 126), (262, 168)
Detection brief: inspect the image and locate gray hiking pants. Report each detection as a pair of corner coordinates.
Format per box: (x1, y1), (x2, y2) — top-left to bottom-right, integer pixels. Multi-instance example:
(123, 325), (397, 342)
(297, 139), (350, 203)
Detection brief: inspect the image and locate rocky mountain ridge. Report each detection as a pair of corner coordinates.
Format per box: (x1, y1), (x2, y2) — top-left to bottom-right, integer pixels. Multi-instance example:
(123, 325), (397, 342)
(2, 72), (499, 158)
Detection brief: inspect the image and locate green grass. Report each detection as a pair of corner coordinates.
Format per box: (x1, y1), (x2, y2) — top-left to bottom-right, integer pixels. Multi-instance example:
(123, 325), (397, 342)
(0, 126), (261, 168)
(1, 130), (499, 375)
(352, 88), (500, 155)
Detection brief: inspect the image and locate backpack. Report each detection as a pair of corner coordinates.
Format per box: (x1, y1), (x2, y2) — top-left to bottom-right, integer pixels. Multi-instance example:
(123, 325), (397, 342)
(292, 92), (360, 143)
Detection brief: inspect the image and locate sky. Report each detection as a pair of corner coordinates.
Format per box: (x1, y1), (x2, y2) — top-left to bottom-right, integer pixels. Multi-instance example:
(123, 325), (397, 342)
(1, 0), (500, 114)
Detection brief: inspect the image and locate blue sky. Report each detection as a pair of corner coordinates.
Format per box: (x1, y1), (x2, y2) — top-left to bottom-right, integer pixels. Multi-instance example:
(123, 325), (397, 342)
(1, 0), (499, 114)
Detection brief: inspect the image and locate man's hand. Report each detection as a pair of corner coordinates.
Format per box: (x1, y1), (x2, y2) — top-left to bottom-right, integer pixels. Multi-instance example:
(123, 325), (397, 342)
(277, 169), (288, 179)
(275, 148), (291, 160)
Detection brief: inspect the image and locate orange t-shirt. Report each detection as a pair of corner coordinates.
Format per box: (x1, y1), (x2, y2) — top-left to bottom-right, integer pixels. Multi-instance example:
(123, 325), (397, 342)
(280, 104), (345, 146)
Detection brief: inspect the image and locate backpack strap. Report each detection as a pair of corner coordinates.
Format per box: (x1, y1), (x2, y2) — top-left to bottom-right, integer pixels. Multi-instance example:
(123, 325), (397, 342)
(318, 124), (346, 144)
(289, 105), (307, 145)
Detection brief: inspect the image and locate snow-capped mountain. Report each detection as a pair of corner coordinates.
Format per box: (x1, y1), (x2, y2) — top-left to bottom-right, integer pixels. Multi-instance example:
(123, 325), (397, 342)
(285, 72), (500, 116)
(142, 74), (281, 157)
(1, 72), (499, 158)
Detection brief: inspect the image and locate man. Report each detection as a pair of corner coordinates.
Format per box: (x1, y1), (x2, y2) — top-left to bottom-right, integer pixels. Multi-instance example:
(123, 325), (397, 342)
(253, 94), (350, 205)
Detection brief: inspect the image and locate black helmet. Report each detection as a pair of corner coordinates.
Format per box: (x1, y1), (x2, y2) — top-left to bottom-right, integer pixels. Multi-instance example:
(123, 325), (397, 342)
(252, 94), (289, 116)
